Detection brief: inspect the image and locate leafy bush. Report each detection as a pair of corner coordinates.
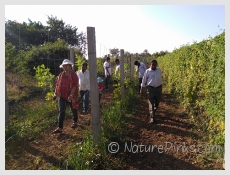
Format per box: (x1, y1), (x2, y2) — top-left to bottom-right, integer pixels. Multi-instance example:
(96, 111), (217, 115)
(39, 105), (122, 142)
(157, 31), (225, 145)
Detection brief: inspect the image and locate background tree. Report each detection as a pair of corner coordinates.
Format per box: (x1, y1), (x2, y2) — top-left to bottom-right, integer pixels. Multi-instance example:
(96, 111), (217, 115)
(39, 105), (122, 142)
(109, 48), (119, 58)
(5, 16), (87, 56)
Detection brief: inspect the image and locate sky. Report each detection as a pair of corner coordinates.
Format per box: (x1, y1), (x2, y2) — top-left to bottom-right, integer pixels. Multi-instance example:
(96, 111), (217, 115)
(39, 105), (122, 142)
(4, 5), (225, 58)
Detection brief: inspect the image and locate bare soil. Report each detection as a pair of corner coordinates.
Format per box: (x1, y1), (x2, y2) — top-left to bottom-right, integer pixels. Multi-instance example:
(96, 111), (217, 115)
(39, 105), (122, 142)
(5, 87), (224, 170)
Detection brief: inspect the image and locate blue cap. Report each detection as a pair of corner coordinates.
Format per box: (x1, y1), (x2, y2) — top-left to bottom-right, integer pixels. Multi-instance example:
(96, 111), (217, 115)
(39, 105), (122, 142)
(97, 77), (103, 83)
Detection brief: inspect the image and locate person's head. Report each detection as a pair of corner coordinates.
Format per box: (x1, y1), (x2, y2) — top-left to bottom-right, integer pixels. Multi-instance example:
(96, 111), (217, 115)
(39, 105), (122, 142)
(115, 58), (120, 65)
(81, 62), (87, 72)
(150, 59), (157, 70)
(134, 61), (140, 66)
(106, 57), (110, 62)
(59, 59), (73, 71)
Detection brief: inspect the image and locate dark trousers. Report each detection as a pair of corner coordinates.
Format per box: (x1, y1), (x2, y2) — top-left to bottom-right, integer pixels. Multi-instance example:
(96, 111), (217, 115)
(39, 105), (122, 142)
(147, 86), (162, 120)
(99, 93), (102, 102)
(58, 97), (78, 129)
(105, 75), (110, 89)
(80, 90), (89, 112)
(138, 78), (143, 93)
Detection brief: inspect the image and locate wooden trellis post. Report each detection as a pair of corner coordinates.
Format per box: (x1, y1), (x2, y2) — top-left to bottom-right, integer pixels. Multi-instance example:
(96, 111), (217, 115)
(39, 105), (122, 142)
(87, 27), (100, 144)
(120, 49), (125, 97)
(131, 54), (134, 81)
(5, 82), (10, 130)
(70, 47), (75, 71)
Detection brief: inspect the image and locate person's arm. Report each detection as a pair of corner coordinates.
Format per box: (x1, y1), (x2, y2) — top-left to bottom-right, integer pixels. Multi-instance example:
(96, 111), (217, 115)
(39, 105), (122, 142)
(106, 67), (110, 76)
(140, 70), (147, 94)
(115, 66), (118, 75)
(143, 63), (147, 71)
(68, 86), (76, 102)
(68, 72), (79, 101)
(135, 66), (139, 73)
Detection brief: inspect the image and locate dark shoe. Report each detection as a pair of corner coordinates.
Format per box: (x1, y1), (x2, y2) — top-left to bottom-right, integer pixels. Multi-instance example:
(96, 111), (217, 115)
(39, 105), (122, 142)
(52, 128), (62, 133)
(71, 123), (77, 128)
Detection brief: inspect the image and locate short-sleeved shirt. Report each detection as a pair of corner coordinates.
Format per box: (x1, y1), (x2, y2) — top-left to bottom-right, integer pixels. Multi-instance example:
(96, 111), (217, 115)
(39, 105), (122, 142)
(103, 61), (112, 76)
(56, 71), (78, 100)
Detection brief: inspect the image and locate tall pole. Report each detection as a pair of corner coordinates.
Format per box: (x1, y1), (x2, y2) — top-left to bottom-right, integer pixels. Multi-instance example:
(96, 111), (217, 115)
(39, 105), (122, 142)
(48, 29), (50, 42)
(87, 27), (100, 144)
(5, 82), (10, 130)
(70, 47), (75, 71)
(48, 29), (50, 60)
(131, 54), (134, 81)
(120, 49), (125, 97)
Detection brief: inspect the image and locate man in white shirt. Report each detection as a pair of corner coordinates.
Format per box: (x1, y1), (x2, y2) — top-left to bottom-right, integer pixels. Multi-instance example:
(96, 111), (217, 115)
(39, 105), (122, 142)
(103, 57), (112, 90)
(77, 62), (90, 114)
(134, 60), (147, 93)
(140, 60), (163, 124)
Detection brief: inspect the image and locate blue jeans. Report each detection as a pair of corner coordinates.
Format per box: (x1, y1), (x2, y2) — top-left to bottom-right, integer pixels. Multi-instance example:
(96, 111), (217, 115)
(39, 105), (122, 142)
(80, 90), (89, 112)
(58, 97), (78, 129)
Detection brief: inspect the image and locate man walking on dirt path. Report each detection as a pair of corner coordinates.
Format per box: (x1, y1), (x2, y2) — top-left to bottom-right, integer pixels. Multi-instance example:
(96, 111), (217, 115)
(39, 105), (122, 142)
(140, 59), (163, 124)
(134, 60), (147, 93)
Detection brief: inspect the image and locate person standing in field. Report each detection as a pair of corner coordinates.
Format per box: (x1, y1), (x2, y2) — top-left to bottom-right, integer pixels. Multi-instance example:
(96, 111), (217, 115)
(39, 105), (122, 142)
(140, 59), (163, 124)
(52, 59), (79, 133)
(103, 56), (112, 90)
(77, 62), (90, 115)
(134, 60), (147, 93)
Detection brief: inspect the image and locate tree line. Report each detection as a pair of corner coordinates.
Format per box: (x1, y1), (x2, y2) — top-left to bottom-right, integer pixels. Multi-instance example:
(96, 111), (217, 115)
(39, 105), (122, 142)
(5, 15), (87, 75)
(5, 15), (169, 76)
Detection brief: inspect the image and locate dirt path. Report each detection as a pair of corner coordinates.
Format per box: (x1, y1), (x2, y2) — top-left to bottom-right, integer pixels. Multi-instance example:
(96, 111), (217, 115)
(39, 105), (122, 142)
(5, 87), (223, 170)
(120, 93), (198, 169)
(122, 92), (223, 170)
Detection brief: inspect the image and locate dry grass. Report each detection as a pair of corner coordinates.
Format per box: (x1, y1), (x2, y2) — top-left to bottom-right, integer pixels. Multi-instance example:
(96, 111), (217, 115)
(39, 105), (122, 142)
(6, 71), (42, 101)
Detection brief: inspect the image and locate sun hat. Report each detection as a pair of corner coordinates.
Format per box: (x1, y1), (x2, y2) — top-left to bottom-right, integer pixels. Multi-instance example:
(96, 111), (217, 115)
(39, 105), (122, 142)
(97, 77), (103, 83)
(59, 59), (74, 68)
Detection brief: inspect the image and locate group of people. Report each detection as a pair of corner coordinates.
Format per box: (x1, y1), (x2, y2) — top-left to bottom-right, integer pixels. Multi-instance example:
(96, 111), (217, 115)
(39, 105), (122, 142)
(52, 56), (163, 133)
